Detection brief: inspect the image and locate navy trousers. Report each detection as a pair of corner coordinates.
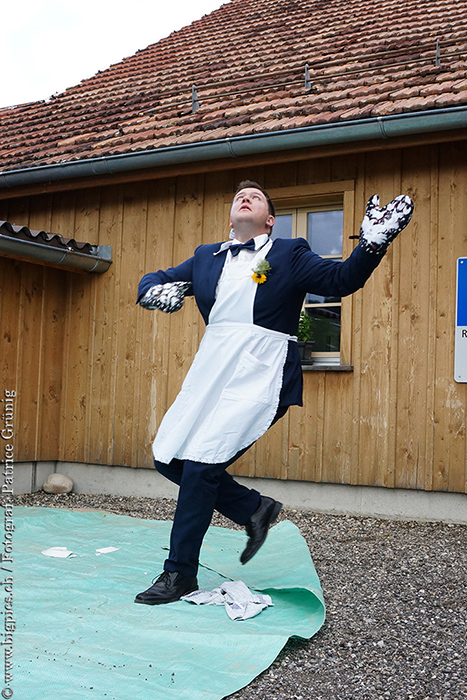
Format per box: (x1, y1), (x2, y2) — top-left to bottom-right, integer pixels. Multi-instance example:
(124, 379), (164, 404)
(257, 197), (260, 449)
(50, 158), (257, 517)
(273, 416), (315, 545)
(154, 406), (288, 577)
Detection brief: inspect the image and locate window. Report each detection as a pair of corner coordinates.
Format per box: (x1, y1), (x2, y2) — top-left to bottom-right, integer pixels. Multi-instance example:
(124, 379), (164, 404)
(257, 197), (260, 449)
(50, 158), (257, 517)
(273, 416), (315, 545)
(272, 207), (343, 362)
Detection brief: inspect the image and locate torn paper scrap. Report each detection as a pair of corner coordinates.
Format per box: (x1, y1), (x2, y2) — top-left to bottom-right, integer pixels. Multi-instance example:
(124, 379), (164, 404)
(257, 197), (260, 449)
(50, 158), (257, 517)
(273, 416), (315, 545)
(95, 547), (120, 556)
(182, 580), (273, 621)
(41, 547), (76, 558)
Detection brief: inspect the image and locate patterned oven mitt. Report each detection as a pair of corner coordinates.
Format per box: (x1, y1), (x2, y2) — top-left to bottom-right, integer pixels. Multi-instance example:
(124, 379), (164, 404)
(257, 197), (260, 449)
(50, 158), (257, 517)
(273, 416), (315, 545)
(359, 194), (414, 255)
(139, 281), (193, 313)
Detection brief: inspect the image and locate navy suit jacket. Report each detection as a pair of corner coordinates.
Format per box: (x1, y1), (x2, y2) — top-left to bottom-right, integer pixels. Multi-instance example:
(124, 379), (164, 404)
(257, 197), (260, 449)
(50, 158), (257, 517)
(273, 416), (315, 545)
(138, 238), (383, 407)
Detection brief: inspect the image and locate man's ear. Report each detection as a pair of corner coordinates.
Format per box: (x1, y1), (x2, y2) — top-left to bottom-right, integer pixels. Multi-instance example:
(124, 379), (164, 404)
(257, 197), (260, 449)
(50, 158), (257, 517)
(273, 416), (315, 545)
(266, 215), (275, 229)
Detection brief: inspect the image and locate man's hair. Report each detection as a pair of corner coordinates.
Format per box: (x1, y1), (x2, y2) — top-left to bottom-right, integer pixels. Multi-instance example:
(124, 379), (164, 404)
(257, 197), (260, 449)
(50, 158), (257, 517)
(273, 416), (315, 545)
(235, 180), (276, 218)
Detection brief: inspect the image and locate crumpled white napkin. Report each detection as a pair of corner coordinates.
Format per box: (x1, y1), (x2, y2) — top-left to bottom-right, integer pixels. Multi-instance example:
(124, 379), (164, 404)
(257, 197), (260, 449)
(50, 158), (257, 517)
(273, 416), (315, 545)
(41, 546), (76, 558)
(181, 580), (273, 621)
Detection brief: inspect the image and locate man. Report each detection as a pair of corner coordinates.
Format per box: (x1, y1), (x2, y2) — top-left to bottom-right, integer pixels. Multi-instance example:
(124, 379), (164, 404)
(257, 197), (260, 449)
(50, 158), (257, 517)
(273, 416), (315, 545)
(135, 180), (413, 605)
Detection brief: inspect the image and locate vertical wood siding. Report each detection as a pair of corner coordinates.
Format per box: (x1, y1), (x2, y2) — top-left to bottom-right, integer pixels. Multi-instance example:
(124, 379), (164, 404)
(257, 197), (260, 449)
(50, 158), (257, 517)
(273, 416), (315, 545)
(0, 142), (465, 493)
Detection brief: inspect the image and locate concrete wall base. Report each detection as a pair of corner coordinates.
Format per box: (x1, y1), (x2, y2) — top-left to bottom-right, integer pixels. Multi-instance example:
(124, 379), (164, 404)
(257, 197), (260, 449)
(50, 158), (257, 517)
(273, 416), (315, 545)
(12, 461), (467, 525)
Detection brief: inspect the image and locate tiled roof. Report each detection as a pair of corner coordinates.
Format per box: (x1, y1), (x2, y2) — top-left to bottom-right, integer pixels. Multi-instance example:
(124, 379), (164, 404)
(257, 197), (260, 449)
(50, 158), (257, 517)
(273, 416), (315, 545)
(1, 0), (467, 172)
(0, 221), (94, 253)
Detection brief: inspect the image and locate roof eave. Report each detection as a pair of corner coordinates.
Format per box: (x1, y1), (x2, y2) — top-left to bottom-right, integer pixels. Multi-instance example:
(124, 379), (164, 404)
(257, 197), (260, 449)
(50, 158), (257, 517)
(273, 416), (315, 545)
(1, 106), (467, 190)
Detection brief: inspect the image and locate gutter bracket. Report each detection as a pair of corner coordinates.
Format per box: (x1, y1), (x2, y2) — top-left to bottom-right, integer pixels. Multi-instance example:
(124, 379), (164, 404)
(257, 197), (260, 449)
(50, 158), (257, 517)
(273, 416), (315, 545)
(225, 137), (237, 158)
(377, 117), (389, 140)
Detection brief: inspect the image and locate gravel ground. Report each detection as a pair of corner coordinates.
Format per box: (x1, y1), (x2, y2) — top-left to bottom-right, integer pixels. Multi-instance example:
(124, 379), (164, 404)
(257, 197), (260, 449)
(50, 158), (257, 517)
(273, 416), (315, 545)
(8, 491), (467, 700)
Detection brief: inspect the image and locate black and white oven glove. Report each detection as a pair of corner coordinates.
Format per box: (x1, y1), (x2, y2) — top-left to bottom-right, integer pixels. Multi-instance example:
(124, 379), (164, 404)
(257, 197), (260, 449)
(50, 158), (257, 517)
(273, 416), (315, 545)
(359, 194), (414, 255)
(139, 281), (193, 313)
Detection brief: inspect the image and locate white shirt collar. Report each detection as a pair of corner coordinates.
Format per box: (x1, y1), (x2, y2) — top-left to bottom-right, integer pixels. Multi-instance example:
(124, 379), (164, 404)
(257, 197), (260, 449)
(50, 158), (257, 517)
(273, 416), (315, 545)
(214, 233), (270, 256)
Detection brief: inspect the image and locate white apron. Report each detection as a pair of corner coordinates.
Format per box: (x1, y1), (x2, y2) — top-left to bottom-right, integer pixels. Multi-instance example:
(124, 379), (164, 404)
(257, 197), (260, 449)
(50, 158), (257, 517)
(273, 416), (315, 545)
(152, 240), (294, 465)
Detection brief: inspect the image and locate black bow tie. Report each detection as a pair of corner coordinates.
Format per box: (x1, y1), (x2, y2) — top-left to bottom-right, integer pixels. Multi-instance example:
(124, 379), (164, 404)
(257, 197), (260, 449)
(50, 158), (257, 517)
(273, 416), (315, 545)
(229, 239), (257, 256)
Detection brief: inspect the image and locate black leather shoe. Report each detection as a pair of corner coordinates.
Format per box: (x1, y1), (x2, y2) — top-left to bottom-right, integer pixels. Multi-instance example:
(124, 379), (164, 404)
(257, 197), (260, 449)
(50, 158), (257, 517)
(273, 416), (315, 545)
(240, 496), (282, 565)
(134, 571), (198, 605)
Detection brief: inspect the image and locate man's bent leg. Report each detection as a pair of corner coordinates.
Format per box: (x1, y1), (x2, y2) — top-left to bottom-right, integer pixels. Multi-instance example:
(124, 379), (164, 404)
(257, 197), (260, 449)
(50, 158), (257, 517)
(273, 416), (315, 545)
(165, 406), (289, 576)
(154, 406), (288, 524)
(155, 454), (260, 526)
(135, 457), (248, 605)
(164, 458), (260, 577)
(136, 406), (289, 602)
(212, 405), (288, 525)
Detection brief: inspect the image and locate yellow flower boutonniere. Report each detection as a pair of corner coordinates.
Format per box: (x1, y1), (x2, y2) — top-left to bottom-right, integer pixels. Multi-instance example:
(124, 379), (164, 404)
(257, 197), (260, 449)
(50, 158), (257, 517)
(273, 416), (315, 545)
(251, 260), (271, 284)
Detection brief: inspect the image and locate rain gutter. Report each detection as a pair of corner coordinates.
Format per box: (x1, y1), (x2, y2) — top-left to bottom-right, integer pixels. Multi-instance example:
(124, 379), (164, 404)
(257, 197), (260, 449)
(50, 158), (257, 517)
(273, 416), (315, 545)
(1, 106), (467, 190)
(0, 232), (112, 273)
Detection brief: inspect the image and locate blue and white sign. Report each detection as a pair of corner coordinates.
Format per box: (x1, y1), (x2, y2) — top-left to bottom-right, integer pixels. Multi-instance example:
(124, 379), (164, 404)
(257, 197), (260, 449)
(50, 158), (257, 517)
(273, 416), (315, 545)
(455, 258), (467, 383)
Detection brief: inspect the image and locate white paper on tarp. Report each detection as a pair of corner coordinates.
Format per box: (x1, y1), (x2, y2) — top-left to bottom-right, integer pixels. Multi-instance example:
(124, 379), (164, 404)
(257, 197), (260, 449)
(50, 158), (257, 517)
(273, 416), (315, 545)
(41, 546), (76, 558)
(95, 547), (120, 556)
(182, 580), (273, 621)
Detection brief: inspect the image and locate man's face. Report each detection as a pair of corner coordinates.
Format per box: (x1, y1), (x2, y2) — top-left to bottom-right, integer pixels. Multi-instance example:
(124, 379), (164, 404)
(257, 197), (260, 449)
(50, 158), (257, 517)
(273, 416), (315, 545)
(230, 187), (275, 233)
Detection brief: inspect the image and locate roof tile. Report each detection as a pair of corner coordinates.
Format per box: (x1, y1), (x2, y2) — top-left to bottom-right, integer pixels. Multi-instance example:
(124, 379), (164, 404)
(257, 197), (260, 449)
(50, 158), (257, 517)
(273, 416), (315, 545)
(347, 85), (379, 98)
(452, 78), (467, 91)
(420, 82), (454, 96)
(1, 0), (467, 172)
(389, 86), (421, 100)
(370, 101), (403, 117)
(435, 89), (467, 106)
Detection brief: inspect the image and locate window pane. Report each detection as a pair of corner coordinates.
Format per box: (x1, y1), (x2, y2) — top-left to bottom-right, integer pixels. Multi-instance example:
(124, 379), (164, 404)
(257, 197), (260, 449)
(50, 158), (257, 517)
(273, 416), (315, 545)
(306, 292), (341, 304)
(306, 306), (341, 352)
(271, 214), (292, 240)
(307, 210), (343, 256)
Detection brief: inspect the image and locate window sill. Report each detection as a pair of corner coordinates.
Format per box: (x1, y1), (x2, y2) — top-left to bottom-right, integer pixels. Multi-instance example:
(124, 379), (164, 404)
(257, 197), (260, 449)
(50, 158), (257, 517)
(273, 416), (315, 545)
(301, 364), (353, 371)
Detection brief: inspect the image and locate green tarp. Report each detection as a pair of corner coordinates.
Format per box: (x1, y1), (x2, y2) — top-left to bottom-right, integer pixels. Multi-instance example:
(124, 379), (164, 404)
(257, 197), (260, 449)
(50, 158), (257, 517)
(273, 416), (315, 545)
(11, 507), (325, 699)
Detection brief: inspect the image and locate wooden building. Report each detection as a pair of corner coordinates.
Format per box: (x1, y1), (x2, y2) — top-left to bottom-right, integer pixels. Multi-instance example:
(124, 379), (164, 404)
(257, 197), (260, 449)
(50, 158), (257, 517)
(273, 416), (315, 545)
(1, 0), (466, 514)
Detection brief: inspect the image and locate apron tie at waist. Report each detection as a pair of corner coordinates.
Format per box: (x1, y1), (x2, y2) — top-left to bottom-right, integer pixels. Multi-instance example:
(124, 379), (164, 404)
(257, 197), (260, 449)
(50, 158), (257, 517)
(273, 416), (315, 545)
(208, 321), (297, 342)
